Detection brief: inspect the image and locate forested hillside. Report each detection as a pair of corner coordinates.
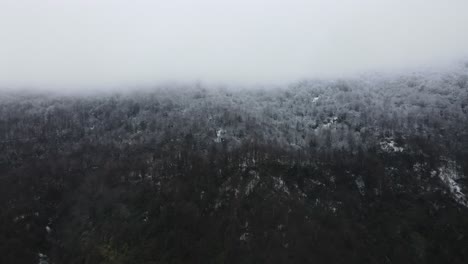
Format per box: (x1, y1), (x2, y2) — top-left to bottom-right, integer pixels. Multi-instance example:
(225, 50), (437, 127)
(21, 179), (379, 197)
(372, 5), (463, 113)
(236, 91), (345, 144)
(1, 66), (468, 263)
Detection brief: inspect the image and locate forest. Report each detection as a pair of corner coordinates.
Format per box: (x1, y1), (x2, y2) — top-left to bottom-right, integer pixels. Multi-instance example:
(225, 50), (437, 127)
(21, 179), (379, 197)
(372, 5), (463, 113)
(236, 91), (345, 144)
(1, 64), (468, 263)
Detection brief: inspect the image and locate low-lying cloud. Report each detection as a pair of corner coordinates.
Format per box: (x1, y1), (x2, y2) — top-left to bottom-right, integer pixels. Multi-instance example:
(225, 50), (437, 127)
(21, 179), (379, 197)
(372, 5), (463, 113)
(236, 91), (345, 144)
(1, 0), (468, 89)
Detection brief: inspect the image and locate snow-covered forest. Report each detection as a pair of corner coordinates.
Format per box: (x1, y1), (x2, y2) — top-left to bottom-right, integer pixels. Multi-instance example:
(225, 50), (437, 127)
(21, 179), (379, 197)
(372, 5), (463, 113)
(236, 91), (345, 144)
(1, 65), (468, 263)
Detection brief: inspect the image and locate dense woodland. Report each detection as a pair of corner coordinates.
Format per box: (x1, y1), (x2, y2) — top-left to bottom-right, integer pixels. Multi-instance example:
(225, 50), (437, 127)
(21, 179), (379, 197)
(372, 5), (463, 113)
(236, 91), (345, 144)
(1, 65), (468, 263)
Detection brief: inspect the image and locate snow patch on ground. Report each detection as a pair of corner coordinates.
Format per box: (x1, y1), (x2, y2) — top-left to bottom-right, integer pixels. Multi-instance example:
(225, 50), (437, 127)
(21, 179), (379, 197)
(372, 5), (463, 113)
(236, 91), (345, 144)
(13, 215), (26, 222)
(38, 253), (49, 264)
(273, 177), (290, 195)
(142, 211), (149, 222)
(322, 116), (338, 128)
(239, 232), (250, 241)
(214, 200), (223, 210)
(380, 138), (404, 153)
(214, 128), (225, 143)
(437, 162), (467, 207)
(309, 179), (325, 186)
(245, 171), (260, 195)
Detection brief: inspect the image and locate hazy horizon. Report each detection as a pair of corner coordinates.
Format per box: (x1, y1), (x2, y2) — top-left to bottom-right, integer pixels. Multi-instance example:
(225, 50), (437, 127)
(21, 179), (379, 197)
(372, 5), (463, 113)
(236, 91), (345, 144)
(1, 0), (468, 90)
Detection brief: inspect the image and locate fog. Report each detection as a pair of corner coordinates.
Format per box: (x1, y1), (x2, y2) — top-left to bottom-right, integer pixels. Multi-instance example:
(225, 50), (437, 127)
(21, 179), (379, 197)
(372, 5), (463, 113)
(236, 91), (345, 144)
(1, 0), (468, 90)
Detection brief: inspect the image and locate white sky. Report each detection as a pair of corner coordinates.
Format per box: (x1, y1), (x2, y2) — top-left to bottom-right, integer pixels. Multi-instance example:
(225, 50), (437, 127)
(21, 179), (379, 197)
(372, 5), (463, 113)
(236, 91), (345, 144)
(1, 0), (468, 89)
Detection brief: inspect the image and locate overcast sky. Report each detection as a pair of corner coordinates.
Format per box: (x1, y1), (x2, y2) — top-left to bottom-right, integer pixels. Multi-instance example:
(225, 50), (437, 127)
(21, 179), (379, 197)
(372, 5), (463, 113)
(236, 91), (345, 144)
(1, 0), (468, 89)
